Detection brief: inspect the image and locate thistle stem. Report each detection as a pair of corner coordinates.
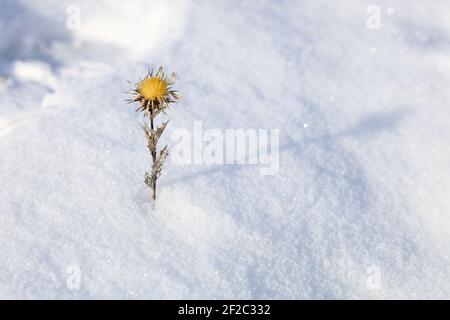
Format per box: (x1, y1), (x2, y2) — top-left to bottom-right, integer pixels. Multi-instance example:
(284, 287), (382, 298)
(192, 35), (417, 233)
(149, 107), (157, 200)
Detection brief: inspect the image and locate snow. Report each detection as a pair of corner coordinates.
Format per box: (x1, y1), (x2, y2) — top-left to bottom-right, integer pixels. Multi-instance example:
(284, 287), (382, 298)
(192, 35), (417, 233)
(12, 60), (56, 86)
(1, 0), (450, 299)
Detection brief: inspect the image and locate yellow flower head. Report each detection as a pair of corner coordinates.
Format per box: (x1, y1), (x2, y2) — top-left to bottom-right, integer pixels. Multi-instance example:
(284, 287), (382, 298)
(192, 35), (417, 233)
(138, 77), (168, 101)
(129, 66), (179, 114)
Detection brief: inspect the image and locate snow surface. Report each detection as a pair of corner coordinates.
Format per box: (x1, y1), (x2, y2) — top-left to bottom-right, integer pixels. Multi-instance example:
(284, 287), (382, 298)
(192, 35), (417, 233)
(1, 0), (450, 299)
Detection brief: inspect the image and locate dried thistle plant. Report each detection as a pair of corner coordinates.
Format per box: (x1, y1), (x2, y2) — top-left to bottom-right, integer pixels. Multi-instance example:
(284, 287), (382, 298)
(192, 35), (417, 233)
(128, 67), (180, 200)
